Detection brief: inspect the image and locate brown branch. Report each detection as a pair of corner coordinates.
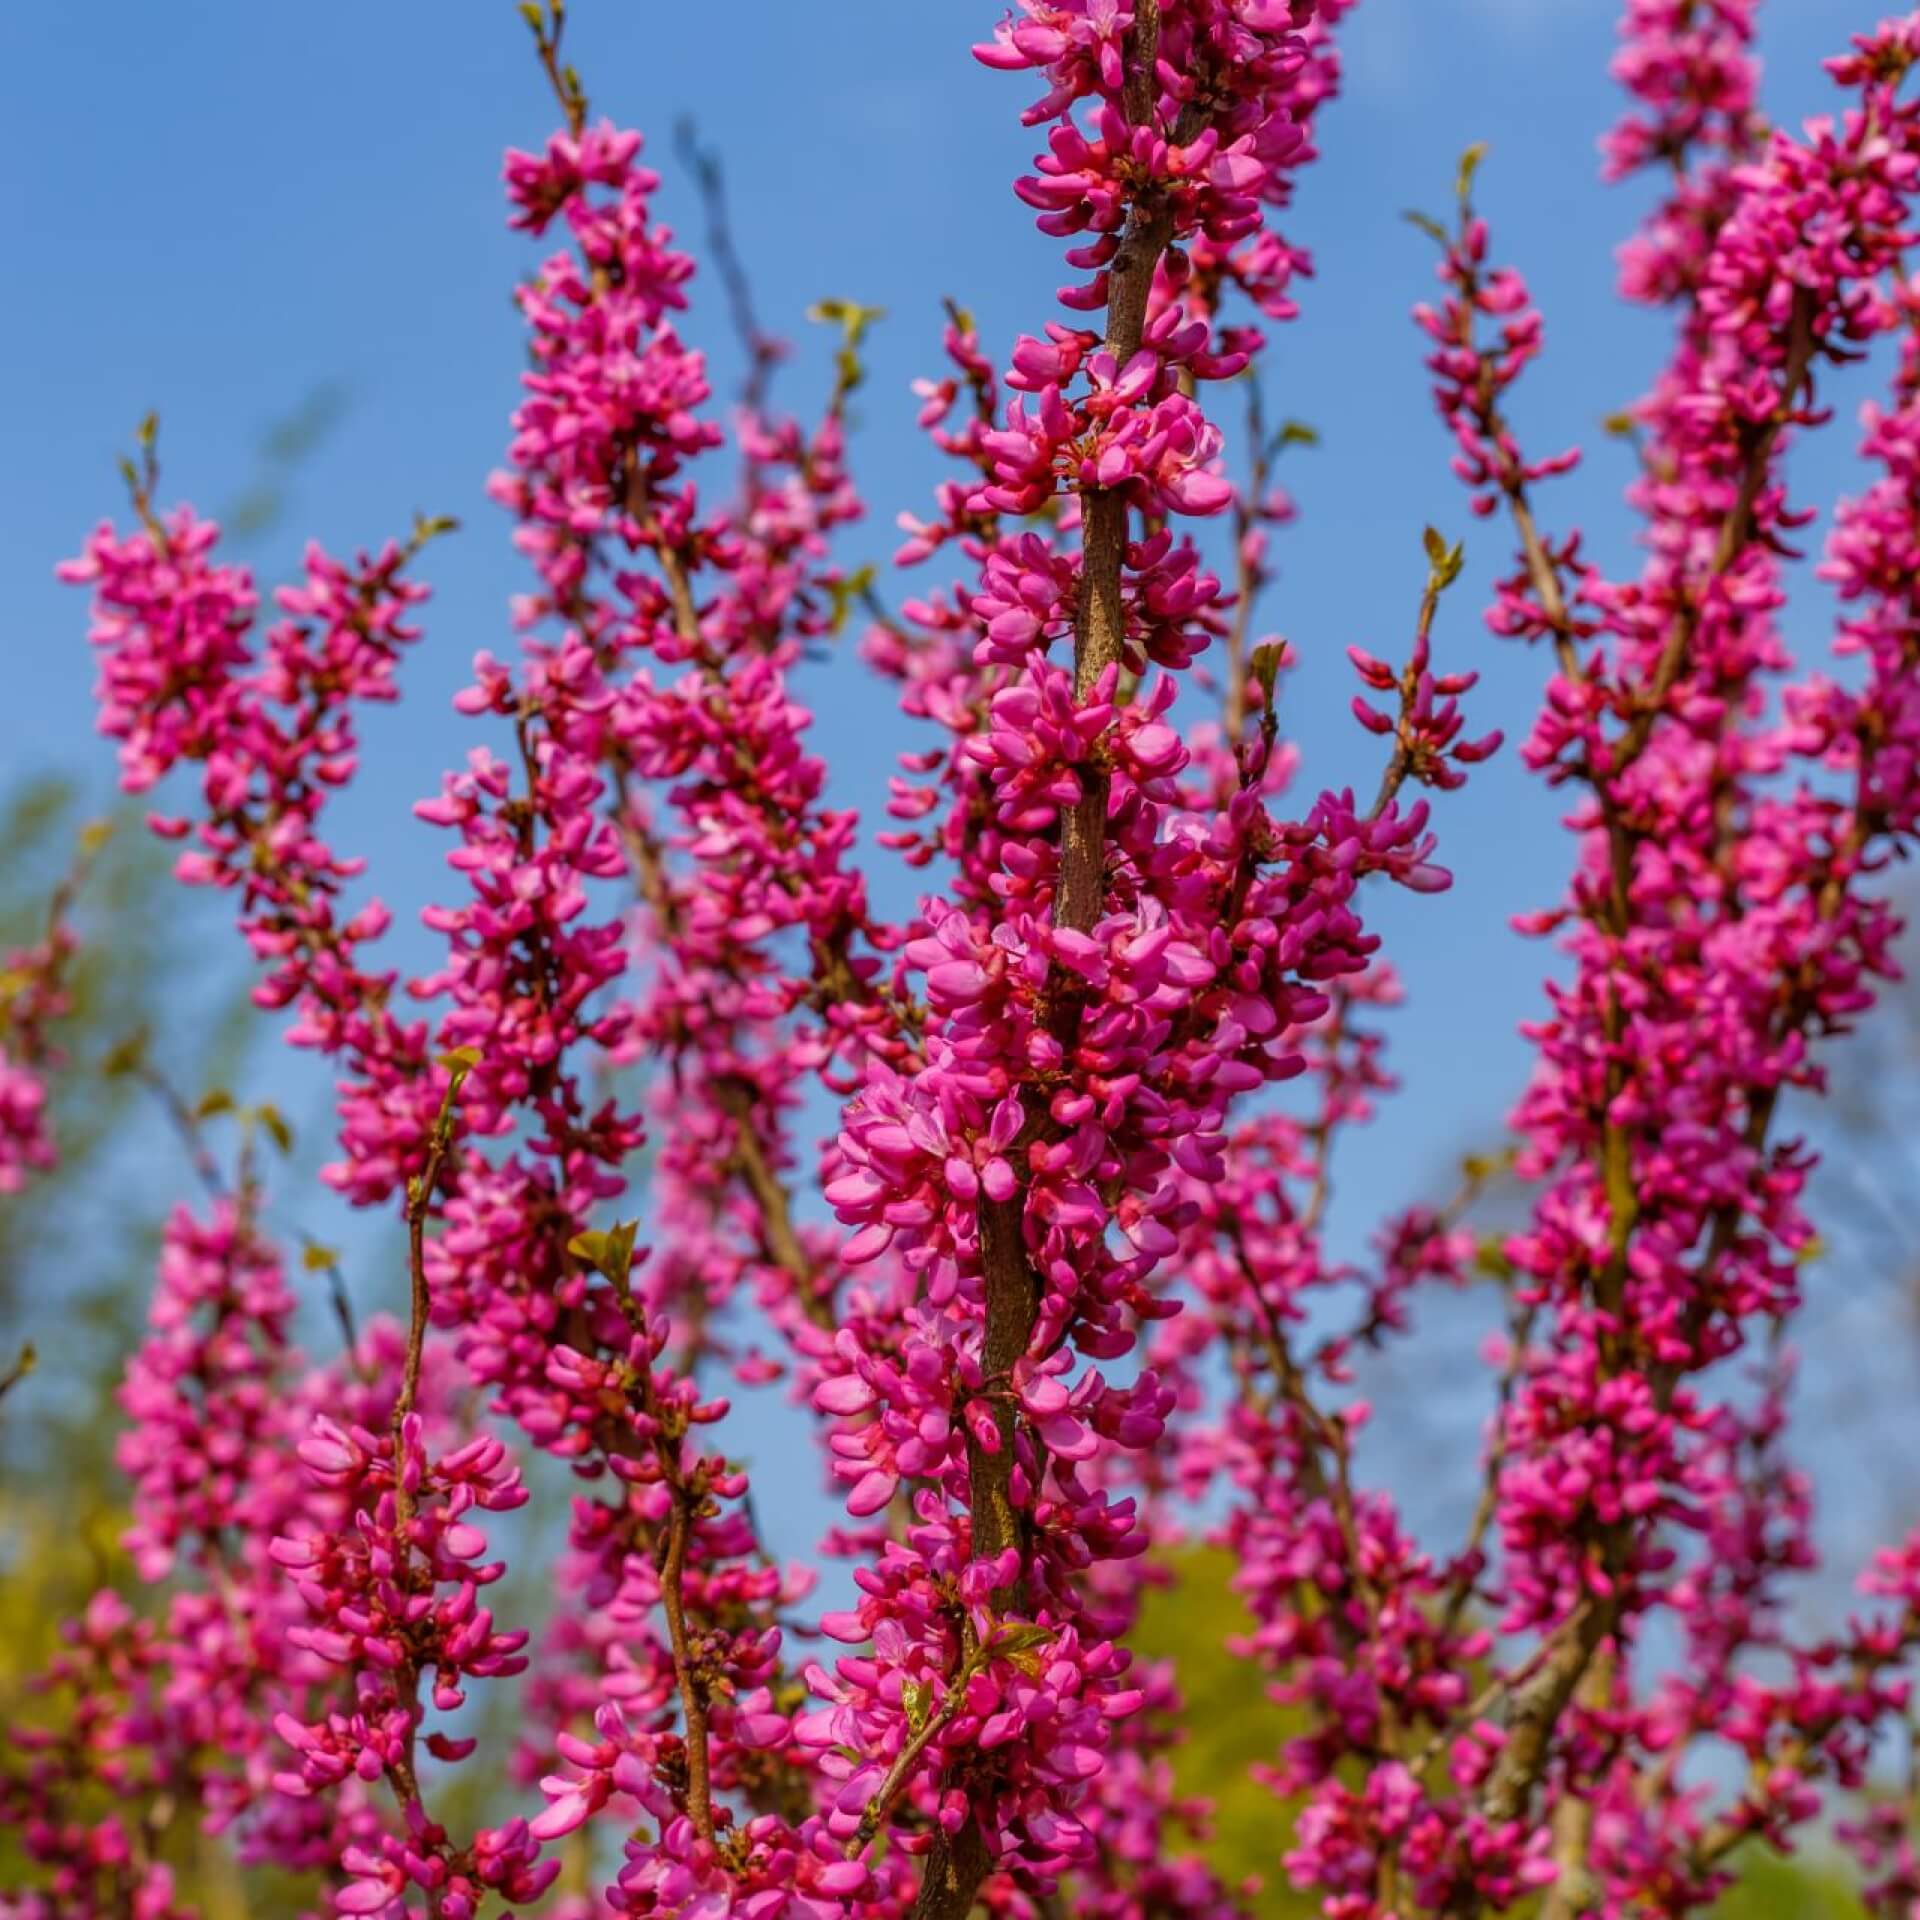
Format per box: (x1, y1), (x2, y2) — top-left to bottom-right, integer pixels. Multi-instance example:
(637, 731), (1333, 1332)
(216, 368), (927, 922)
(523, 0), (587, 137)
(616, 794), (845, 1335)
(0, 1341), (35, 1409)
(1369, 549), (1460, 820)
(1232, 1223), (1385, 1643)
(1681, 1618), (1919, 1882)
(1223, 374), (1283, 742)
(712, 1073), (835, 1332)
(338, 1043), (469, 1919)
(392, 1053), (473, 1515)
(917, 12), (1210, 1912)
(1535, 1651), (1613, 1920)
(1437, 1297), (1538, 1642)
(127, 1054), (230, 1201)
(844, 1658), (980, 1862)
(1614, 288), (1818, 774)
(597, 1260), (718, 1844)
(299, 1232), (367, 1377)
(1407, 1602), (1598, 1786)
(675, 119), (784, 418)
(1444, 278), (1828, 1893)
(658, 1480), (716, 1841)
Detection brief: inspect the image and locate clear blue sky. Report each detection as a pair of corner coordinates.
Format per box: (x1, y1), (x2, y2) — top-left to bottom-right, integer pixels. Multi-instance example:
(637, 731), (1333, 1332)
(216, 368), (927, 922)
(1, 0), (1894, 1570)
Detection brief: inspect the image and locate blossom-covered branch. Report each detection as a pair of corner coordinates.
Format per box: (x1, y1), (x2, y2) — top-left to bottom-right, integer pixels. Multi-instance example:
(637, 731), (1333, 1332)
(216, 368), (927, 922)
(19, 4), (1920, 1919)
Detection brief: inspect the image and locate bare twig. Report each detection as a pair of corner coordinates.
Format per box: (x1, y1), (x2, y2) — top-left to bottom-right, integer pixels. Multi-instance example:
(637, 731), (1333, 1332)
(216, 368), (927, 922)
(675, 119), (785, 417)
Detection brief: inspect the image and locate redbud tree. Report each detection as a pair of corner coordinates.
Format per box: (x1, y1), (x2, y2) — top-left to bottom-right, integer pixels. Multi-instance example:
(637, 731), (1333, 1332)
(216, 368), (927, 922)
(8, 1), (1920, 1916)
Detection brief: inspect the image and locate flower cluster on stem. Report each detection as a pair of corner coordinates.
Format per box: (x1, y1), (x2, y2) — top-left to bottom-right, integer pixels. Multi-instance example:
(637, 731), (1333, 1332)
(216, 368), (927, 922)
(23, 4), (1920, 1919)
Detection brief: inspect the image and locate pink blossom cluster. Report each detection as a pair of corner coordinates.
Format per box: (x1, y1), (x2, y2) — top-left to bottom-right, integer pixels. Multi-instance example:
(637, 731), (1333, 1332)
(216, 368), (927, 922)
(19, 3), (1920, 1919)
(1196, 11), (1920, 1915)
(271, 1416), (550, 1917)
(1604, 0), (1764, 306)
(55, 513), (446, 1202)
(0, 851), (85, 1193)
(3, 1199), (404, 1916)
(800, 7), (1498, 1910)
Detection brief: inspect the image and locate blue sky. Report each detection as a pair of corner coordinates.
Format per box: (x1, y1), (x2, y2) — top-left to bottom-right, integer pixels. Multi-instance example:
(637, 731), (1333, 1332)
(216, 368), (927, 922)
(1, 0), (1901, 1569)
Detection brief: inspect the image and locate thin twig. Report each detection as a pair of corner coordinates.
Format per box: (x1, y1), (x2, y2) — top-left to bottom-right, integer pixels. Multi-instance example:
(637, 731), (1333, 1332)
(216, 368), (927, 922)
(675, 119), (784, 417)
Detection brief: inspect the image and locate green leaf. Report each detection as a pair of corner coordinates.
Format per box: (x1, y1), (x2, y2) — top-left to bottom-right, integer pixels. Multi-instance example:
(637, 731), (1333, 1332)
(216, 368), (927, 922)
(253, 1102), (294, 1154)
(901, 1679), (929, 1736)
(1425, 526), (1465, 590)
(100, 1028), (150, 1078)
(569, 1230), (611, 1272)
(426, 1048), (480, 1142)
(989, 1621), (1055, 1669)
(1249, 642), (1287, 708)
(1277, 420), (1319, 449)
(1403, 209), (1449, 248)
(1473, 1235), (1516, 1282)
(1456, 141), (1489, 204)
(302, 1243), (341, 1273)
(569, 1219), (640, 1287)
(808, 298), (887, 396)
(195, 1088), (235, 1119)
(826, 564), (877, 636)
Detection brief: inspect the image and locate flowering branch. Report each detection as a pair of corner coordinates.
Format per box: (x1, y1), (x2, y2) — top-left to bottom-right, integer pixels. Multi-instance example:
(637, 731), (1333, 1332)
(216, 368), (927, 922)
(23, 8), (1920, 1920)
